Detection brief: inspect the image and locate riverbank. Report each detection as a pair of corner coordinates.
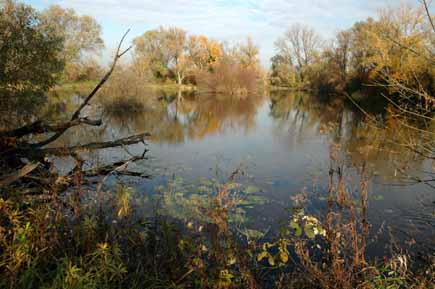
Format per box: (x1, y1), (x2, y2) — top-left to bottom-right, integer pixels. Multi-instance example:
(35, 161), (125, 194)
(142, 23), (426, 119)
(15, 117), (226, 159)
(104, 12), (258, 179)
(1, 168), (435, 289)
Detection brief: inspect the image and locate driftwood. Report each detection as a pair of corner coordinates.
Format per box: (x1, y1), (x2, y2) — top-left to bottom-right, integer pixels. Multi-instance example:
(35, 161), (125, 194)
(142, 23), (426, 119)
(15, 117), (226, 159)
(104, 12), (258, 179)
(0, 118), (102, 139)
(0, 30), (151, 192)
(32, 29), (132, 148)
(39, 133), (150, 156)
(0, 162), (40, 188)
(45, 148), (151, 195)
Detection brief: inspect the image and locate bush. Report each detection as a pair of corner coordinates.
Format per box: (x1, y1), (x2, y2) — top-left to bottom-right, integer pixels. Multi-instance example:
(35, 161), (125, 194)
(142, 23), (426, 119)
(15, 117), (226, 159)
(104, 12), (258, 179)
(197, 60), (260, 97)
(63, 59), (104, 82)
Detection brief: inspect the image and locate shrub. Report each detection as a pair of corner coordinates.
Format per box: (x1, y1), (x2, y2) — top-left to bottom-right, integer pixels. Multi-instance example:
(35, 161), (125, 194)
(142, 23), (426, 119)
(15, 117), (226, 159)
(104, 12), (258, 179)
(197, 60), (260, 97)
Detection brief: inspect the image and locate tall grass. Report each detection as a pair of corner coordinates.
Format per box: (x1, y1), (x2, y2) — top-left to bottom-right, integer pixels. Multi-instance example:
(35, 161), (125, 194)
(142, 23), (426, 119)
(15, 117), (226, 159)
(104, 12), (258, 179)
(1, 161), (435, 288)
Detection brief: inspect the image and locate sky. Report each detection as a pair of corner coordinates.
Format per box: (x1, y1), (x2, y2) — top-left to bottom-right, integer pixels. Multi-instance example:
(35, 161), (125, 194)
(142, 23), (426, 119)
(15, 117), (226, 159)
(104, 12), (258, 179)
(26, 0), (415, 67)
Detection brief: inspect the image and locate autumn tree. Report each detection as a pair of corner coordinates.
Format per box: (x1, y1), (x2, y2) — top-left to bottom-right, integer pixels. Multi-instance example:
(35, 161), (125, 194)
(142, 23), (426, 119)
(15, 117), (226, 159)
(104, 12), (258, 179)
(303, 30), (352, 93)
(41, 5), (104, 81)
(197, 39), (261, 96)
(341, 3), (435, 98)
(134, 26), (260, 91)
(41, 5), (104, 62)
(238, 37), (260, 69)
(133, 27), (172, 80)
(270, 54), (296, 87)
(134, 26), (193, 84)
(187, 35), (222, 71)
(167, 27), (189, 85)
(334, 30), (352, 80)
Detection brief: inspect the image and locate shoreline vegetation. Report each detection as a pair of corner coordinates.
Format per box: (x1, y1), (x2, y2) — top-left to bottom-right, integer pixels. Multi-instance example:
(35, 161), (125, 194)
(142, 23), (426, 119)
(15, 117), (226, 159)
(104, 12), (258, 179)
(0, 0), (434, 288)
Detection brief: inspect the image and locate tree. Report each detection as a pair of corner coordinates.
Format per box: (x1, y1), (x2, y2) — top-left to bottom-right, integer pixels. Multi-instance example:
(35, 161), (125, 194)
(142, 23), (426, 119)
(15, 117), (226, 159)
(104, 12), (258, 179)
(275, 23), (321, 81)
(166, 27), (188, 85)
(238, 37), (260, 69)
(187, 35), (211, 71)
(134, 28), (172, 80)
(187, 35), (222, 71)
(0, 0), (64, 125)
(270, 54), (295, 87)
(41, 5), (104, 63)
(134, 26), (192, 84)
(345, 4), (432, 96)
(335, 30), (352, 80)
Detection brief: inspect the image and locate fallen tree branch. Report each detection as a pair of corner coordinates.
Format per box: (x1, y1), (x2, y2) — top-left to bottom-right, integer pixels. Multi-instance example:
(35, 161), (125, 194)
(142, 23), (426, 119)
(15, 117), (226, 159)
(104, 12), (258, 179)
(34, 132), (150, 157)
(49, 148), (150, 192)
(31, 29), (132, 148)
(96, 149), (147, 194)
(0, 118), (102, 139)
(0, 162), (40, 188)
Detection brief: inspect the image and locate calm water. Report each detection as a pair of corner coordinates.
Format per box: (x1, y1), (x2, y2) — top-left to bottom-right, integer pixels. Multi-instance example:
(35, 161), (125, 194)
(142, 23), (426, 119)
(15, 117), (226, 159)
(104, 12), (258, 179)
(52, 89), (435, 257)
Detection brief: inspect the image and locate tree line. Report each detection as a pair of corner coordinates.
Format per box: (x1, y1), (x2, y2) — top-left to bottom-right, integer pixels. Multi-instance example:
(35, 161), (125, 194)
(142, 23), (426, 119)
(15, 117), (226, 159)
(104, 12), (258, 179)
(131, 27), (262, 95)
(2, 0), (434, 120)
(1, 0), (265, 123)
(270, 3), (435, 104)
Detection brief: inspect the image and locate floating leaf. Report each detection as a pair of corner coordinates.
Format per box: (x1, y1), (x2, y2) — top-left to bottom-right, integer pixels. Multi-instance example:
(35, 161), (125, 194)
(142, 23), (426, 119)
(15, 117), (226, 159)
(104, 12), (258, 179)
(373, 195), (384, 201)
(279, 251), (289, 263)
(304, 224), (316, 239)
(198, 178), (212, 186)
(227, 255), (237, 265)
(257, 251), (269, 262)
(268, 255), (275, 266)
(290, 220), (302, 237)
(219, 269), (234, 281)
(245, 185), (260, 194)
(262, 242), (274, 251)
(244, 229), (264, 239)
(197, 186), (212, 193)
(280, 227), (290, 236)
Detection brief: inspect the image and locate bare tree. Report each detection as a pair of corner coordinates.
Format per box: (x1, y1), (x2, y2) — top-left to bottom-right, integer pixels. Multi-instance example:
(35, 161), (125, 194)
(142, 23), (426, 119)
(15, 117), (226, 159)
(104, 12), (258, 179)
(275, 23), (321, 80)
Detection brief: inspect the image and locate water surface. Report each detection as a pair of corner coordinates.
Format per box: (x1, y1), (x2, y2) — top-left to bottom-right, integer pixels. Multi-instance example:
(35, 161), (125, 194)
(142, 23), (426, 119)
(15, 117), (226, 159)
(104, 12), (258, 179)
(52, 89), (435, 257)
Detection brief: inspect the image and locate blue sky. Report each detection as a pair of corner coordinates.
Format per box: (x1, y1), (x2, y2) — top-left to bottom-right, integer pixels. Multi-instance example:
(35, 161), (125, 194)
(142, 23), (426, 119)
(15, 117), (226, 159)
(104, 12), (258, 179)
(26, 0), (413, 66)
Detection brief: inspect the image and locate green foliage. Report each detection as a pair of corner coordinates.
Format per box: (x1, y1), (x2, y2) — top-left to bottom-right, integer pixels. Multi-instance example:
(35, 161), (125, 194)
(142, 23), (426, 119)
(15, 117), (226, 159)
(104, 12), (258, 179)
(133, 26), (188, 83)
(0, 0), (64, 123)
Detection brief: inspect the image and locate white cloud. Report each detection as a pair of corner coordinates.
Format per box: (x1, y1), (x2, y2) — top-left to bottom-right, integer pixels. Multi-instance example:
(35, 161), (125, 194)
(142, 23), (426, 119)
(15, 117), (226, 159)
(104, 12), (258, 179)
(40, 0), (416, 66)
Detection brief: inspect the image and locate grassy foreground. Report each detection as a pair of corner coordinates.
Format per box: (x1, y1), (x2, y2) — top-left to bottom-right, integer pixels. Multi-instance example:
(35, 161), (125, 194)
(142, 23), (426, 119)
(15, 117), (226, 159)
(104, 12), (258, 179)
(1, 164), (435, 289)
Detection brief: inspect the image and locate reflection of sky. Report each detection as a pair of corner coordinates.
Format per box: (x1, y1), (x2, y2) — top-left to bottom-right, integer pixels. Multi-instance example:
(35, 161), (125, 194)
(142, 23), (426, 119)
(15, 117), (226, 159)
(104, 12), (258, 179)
(52, 90), (435, 255)
(26, 0), (416, 66)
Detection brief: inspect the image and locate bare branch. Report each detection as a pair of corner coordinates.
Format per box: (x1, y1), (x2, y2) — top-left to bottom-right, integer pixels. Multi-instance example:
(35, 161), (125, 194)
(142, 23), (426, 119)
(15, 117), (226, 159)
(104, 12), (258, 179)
(36, 132), (150, 157)
(32, 29), (132, 148)
(382, 33), (435, 65)
(0, 118), (102, 139)
(0, 162), (40, 188)
(423, 0), (435, 34)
